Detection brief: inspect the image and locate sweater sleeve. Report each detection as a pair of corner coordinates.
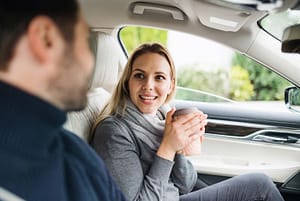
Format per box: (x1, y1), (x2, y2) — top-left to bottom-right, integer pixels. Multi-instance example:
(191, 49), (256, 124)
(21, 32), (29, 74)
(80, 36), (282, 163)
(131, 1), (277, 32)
(171, 154), (198, 194)
(91, 119), (176, 201)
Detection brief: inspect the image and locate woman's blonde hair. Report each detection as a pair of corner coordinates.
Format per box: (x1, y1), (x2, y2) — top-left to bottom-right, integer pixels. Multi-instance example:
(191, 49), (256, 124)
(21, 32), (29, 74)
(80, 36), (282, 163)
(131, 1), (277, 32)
(90, 43), (177, 141)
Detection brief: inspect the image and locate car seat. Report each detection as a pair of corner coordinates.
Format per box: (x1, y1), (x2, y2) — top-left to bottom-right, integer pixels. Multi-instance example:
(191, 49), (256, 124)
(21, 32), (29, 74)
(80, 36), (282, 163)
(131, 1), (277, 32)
(63, 31), (126, 142)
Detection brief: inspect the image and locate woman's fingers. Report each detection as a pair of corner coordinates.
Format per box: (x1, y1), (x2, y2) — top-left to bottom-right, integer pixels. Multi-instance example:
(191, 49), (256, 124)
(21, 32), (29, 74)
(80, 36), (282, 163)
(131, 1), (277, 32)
(174, 112), (199, 124)
(190, 133), (200, 142)
(166, 107), (176, 123)
(162, 108), (208, 153)
(183, 114), (206, 133)
(200, 114), (208, 121)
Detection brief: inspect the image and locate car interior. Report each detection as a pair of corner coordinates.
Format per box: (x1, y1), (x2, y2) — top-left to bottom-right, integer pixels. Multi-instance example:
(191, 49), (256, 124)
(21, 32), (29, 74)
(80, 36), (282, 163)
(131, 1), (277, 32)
(63, 0), (300, 200)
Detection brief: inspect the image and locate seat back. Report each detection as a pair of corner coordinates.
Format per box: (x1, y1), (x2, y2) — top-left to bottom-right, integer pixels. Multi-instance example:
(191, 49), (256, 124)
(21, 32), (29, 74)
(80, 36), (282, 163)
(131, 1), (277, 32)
(0, 186), (26, 201)
(63, 31), (126, 142)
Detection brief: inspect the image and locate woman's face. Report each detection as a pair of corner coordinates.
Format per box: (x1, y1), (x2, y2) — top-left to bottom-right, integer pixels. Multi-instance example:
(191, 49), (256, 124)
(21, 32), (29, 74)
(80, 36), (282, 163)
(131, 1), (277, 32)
(128, 53), (174, 116)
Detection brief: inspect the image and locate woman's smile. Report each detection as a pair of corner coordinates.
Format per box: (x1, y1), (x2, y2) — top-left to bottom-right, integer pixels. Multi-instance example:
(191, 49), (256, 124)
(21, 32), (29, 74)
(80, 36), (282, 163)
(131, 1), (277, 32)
(139, 94), (158, 105)
(128, 52), (173, 115)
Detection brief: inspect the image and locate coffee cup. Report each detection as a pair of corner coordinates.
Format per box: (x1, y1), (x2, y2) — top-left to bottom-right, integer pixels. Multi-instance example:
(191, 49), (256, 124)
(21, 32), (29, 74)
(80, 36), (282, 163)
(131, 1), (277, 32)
(172, 107), (203, 156)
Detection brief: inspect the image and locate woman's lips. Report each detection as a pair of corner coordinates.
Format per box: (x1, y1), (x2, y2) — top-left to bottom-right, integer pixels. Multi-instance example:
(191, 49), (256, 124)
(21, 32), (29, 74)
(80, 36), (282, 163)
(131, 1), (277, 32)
(139, 95), (157, 100)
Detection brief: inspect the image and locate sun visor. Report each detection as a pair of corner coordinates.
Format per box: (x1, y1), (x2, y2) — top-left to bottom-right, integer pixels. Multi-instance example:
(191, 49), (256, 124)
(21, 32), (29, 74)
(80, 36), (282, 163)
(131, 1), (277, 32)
(194, 1), (252, 32)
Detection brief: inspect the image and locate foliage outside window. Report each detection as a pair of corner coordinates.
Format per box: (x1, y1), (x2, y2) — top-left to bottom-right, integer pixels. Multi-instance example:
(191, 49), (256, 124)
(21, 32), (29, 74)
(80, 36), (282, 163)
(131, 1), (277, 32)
(120, 27), (168, 55)
(177, 67), (230, 99)
(232, 53), (291, 101)
(229, 65), (254, 101)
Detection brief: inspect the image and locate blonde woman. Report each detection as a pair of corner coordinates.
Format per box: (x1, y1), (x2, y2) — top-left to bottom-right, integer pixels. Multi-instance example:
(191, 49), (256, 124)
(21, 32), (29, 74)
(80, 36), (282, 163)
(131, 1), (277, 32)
(90, 43), (284, 201)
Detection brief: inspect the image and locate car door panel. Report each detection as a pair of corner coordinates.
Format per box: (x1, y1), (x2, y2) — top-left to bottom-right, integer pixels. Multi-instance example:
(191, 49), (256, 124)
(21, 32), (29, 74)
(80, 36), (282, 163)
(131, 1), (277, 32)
(190, 135), (300, 183)
(172, 100), (300, 200)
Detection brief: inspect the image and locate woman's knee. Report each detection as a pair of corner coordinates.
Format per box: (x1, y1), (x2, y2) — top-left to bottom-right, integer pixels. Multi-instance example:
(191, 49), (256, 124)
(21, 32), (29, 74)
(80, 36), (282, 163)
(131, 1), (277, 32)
(238, 173), (275, 190)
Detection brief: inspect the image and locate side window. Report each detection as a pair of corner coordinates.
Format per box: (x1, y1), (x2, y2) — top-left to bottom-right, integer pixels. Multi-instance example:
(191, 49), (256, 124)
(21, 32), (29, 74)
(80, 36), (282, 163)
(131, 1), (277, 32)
(119, 26), (292, 107)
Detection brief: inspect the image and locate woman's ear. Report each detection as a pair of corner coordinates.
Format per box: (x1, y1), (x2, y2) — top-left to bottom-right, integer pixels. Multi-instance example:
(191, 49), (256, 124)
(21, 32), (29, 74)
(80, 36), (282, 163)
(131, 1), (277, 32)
(27, 16), (63, 64)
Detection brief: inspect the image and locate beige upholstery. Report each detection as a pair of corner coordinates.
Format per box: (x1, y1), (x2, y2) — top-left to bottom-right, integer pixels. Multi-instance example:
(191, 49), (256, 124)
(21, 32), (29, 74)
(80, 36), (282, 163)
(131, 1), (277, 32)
(63, 88), (110, 141)
(90, 32), (126, 92)
(0, 186), (26, 201)
(63, 31), (126, 142)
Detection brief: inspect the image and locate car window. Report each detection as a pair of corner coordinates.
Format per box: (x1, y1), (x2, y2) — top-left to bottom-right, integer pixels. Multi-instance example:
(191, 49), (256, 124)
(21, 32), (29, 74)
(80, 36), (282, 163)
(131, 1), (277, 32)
(119, 26), (293, 109)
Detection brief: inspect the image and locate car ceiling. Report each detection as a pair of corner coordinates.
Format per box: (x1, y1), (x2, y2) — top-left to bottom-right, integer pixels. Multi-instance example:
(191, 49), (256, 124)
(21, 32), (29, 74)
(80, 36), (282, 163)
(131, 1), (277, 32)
(80, 0), (300, 87)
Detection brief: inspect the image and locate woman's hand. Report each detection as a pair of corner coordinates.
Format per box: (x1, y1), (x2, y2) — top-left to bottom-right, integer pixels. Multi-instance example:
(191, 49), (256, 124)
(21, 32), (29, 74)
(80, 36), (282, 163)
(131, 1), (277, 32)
(182, 112), (207, 155)
(156, 108), (207, 161)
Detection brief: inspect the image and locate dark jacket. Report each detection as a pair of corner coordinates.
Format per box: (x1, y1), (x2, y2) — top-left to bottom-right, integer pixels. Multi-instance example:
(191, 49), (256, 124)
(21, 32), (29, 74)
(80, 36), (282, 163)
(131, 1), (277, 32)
(0, 81), (126, 201)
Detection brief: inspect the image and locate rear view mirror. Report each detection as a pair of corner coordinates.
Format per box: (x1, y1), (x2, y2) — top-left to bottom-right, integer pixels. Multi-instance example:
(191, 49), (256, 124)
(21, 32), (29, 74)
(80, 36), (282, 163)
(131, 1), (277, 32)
(281, 24), (300, 53)
(285, 86), (300, 113)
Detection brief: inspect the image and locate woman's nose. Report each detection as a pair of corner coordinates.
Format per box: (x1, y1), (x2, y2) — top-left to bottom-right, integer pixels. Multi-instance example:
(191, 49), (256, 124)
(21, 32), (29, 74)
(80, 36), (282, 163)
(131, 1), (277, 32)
(142, 78), (154, 91)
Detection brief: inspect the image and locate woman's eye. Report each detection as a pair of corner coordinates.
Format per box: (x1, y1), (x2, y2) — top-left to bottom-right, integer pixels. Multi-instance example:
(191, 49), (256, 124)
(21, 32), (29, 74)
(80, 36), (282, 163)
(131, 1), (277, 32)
(156, 75), (166, 80)
(133, 73), (144, 79)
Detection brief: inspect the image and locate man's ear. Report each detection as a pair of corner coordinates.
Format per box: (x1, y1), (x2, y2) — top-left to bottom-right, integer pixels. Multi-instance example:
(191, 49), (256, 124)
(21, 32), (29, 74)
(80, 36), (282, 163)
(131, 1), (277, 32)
(27, 16), (63, 64)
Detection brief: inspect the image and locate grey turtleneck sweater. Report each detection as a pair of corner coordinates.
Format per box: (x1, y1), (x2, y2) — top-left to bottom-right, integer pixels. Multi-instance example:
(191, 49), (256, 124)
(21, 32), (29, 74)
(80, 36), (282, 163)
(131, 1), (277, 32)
(91, 116), (197, 201)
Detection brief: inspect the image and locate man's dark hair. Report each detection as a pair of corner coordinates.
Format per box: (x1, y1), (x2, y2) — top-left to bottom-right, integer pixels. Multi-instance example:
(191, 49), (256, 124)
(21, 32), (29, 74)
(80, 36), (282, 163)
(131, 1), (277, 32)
(0, 0), (79, 70)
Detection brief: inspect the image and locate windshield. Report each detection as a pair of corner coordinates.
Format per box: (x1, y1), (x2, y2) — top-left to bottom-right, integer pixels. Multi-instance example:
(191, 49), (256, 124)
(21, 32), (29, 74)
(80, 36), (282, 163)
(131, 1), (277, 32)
(260, 9), (300, 40)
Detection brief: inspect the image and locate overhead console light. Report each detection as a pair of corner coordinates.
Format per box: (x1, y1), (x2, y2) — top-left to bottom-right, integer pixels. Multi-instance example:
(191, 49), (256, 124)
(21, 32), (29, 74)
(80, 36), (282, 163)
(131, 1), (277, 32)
(209, 17), (238, 28)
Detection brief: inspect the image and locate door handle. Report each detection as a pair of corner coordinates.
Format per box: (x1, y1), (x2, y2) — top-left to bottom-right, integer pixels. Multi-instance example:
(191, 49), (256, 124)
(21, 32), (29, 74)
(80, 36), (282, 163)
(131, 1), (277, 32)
(132, 2), (185, 21)
(253, 134), (299, 143)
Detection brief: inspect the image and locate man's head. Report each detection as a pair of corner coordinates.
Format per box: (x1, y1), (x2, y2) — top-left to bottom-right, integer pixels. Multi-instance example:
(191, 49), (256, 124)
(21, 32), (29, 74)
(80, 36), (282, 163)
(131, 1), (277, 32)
(0, 0), (94, 111)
